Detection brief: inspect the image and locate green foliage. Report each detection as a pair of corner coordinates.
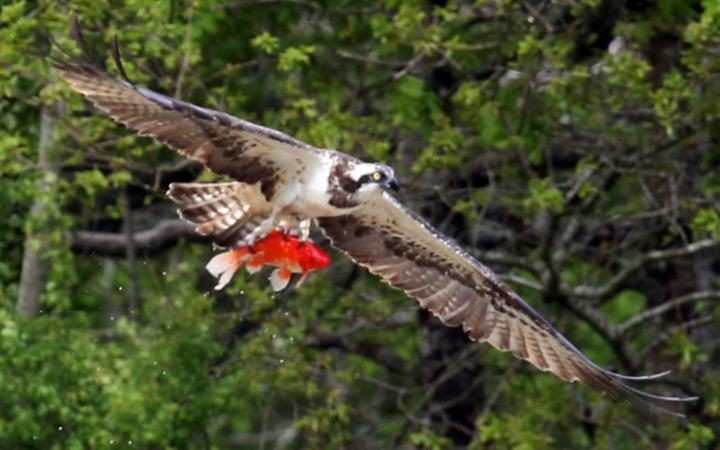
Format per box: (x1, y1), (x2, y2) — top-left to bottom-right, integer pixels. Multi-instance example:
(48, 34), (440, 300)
(524, 178), (565, 214)
(250, 31), (280, 55)
(602, 289), (646, 323)
(409, 429), (453, 450)
(692, 207), (720, 240)
(669, 424), (714, 450)
(278, 45), (316, 72)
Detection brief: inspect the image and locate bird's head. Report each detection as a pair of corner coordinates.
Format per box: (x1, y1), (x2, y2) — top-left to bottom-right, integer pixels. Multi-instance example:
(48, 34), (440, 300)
(348, 163), (399, 196)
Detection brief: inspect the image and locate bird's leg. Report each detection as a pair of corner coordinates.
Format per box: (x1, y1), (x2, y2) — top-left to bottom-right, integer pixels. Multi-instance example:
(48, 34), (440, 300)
(245, 206), (282, 244)
(276, 213), (301, 237)
(275, 216), (311, 240)
(298, 218), (312, 241)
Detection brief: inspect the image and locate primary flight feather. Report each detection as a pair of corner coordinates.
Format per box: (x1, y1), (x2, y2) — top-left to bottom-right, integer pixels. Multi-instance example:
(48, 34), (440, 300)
(53, 44), (696, 416)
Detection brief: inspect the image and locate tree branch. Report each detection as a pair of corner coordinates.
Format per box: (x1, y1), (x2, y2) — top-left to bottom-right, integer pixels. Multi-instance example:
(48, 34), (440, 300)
(562, 239), (718, 300)
(304, 330), (407, 373)
(70, 219), (204, 257)
(618, 290), (720, 337)
(636, 316), (714, 365)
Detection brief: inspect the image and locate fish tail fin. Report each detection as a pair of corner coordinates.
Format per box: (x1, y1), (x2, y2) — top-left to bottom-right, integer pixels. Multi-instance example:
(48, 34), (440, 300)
(167, 181), (272, 248)
(269, 268), (292, 292)
(206, 250), (243, 290)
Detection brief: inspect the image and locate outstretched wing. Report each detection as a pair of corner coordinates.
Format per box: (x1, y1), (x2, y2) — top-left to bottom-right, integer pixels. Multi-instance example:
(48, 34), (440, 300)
(54, 62), (325, 201)
(318, 191), (696, 415)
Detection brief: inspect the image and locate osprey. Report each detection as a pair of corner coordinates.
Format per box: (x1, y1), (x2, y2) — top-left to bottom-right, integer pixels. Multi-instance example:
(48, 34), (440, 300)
(54, 52), (695, 416)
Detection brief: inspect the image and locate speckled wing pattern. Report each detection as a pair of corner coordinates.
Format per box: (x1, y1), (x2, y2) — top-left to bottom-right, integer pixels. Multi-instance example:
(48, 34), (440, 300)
(319, 191), (696, 415)
(53, 62), (325, 201)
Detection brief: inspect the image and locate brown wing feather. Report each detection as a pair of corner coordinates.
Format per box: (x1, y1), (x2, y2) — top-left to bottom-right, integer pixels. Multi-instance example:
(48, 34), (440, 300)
(54, 62), (324, 200)
(319, 191), (696, 416)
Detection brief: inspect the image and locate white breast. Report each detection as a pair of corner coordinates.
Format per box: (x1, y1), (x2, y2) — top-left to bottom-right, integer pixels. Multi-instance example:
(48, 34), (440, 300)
(289, 159), (350, 217)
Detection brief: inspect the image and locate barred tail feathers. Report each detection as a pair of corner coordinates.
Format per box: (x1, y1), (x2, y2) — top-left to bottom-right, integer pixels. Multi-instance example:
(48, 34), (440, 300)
(167, 181), (272, 248)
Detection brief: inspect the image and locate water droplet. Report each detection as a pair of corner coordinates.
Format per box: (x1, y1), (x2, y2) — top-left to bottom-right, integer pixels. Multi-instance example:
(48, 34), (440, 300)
(58, 426), (63, 431)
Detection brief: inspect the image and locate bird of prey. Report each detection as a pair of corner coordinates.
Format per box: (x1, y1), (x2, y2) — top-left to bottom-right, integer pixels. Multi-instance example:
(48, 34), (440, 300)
(53, 43), (696, 416)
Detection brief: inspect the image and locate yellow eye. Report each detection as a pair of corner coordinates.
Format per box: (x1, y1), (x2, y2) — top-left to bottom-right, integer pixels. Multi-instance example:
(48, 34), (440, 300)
(372, 171), (383, 181)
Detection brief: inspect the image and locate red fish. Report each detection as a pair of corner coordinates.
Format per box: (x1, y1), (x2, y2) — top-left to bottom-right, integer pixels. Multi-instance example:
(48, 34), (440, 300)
(206, 230), (330, 291)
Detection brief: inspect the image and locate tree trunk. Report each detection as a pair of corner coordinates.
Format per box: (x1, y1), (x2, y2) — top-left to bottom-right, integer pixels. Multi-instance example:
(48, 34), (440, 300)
(16, 103), (60, 317)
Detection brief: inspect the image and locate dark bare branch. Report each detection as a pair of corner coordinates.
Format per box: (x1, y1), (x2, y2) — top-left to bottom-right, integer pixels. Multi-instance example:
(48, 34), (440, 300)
(562, 239), (718, 300)
(304, 330), (406, 373)
(619, 291), (720, 337)
(637, 316), (714, 365)
(70, 219), (203, 257)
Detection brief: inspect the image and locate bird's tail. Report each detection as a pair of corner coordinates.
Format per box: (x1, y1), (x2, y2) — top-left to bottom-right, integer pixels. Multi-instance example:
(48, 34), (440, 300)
(167, 181), (272, 248)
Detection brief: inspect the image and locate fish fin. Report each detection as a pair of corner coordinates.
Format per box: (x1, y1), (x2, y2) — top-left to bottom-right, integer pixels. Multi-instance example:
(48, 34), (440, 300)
(246, 255), (264, 274)
(205, 251), (240, 290)
(167, 181), (273, 248)
(269, 268), (292, 292)
(295, 272), (310, 287)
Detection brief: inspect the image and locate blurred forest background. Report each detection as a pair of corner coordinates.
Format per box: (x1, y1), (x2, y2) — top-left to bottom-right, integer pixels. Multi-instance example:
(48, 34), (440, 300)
(1, 0), (719, 448)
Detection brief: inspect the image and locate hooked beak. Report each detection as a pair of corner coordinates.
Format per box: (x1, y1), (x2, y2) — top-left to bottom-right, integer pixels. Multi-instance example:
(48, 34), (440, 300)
(383, 177), (400, 192)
